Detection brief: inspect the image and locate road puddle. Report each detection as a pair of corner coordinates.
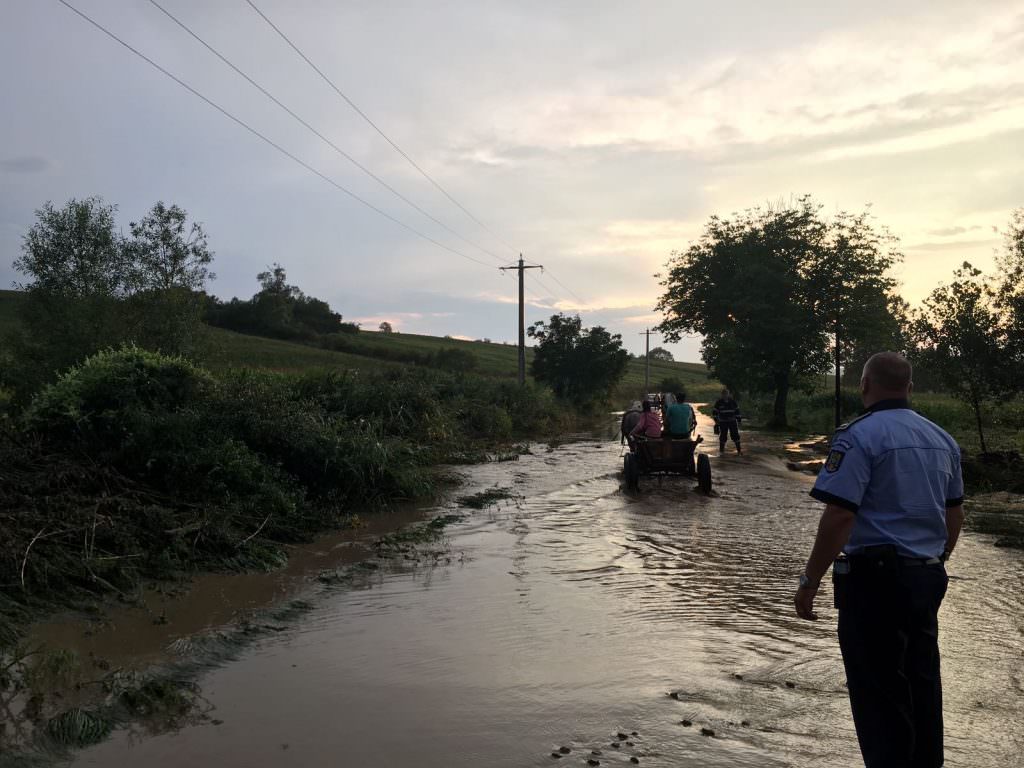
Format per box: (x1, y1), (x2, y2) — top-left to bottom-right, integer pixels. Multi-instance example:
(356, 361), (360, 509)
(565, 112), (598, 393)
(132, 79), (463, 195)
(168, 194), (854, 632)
(23, 413), (1024, 767)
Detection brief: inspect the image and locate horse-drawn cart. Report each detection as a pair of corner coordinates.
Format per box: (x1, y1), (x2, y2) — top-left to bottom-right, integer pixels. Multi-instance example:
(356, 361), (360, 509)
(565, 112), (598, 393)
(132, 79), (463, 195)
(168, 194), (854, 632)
(623, 435), (712, 494)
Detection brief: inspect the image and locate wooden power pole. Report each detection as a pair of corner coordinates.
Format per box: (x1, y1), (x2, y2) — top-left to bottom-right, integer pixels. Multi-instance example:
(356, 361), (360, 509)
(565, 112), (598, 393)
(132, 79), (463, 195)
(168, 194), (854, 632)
(500, 255), (542, 385)
(640, 328), (653, 394)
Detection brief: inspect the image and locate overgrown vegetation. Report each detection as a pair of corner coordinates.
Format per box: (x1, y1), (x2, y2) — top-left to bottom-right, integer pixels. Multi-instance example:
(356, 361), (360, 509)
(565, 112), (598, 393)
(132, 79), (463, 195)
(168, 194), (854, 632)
(0, 347), (572, 646)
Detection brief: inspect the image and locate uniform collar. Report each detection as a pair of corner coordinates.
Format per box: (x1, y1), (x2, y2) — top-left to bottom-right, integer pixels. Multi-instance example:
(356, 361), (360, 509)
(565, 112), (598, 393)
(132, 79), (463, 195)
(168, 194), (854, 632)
(865, 398), (911, 413)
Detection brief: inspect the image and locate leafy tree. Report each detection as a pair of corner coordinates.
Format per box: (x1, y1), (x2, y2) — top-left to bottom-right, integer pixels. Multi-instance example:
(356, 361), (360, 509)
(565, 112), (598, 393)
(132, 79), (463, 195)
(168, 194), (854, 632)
(914, 263), (1008, 453)
(206, 263), (344, 340)
(996, 208), (1024, 371)
(127, 202), (214, 292)
(656, 196), (900, 426)
(648, 346), (674, 362)
(125, 202), (214, 354)
(527, 313), (629, 406)
(14, 197), (129, 298)
(379, 321), (394, 334)
(10, 198), (131, 391)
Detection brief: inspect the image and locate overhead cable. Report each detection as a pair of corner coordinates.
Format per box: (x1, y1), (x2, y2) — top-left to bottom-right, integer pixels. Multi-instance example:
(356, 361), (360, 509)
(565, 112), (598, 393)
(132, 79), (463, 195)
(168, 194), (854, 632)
(55, 0), (495, 270)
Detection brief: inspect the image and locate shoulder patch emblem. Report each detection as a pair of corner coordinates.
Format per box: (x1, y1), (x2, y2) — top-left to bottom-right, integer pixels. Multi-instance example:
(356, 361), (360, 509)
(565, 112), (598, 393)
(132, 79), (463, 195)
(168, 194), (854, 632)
(825, 450), (845, 473)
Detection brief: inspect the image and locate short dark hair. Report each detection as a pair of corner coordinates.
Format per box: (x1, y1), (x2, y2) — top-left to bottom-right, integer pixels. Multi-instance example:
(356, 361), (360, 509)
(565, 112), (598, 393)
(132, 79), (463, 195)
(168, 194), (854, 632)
(863, 352), (912, 391)
(642, 400), (652, 412)
(676, 392), (686, 402)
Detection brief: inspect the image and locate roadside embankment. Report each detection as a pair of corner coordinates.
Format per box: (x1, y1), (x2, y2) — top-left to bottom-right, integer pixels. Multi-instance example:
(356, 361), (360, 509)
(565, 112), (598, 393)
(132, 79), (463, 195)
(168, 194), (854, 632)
(0, 347), (577, 647)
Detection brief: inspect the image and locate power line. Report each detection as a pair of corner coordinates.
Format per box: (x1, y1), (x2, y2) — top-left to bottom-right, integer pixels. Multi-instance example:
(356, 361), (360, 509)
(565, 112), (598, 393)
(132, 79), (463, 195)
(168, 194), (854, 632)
(541, 267), (588, 306)
(145, 0), (507, 268)
(55, 0), (496, 270)
(244, 0), (519, 256)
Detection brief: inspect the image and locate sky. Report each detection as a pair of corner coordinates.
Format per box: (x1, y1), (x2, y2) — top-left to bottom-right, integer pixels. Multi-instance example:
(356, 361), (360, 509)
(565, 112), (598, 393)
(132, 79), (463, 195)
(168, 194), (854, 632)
(2, 0), (1022, 362)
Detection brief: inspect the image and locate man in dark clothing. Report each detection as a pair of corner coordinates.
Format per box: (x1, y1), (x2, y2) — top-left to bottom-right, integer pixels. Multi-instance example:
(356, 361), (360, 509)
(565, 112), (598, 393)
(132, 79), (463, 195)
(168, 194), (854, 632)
(712, 388), (742, 454)
(794, 352), (964, 768)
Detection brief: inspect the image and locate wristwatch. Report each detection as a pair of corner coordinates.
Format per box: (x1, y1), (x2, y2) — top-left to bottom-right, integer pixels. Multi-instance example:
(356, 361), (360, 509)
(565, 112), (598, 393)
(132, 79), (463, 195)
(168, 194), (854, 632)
(798, 574), (819, 590)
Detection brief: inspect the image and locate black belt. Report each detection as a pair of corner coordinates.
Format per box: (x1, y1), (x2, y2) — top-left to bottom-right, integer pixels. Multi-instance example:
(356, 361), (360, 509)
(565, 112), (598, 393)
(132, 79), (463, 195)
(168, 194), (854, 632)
(846, 553), (942, 567)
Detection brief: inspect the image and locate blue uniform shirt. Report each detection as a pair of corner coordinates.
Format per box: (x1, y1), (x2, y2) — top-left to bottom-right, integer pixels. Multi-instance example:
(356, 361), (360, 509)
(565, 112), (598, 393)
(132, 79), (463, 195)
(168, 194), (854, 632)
(810, 399), (964, 559)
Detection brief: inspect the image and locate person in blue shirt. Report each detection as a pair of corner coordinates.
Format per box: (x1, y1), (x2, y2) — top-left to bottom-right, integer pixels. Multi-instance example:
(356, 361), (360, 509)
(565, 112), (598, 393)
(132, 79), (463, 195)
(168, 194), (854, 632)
(794, 352), (964, 768)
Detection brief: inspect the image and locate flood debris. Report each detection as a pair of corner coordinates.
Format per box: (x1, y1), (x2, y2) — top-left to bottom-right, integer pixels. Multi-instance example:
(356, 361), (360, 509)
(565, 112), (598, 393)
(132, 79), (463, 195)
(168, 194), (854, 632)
(455, 487), (518, 509)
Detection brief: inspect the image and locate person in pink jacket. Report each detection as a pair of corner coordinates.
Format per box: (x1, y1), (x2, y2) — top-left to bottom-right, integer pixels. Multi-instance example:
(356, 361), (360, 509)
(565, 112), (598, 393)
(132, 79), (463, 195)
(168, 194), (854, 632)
(630, 400), (663, 439)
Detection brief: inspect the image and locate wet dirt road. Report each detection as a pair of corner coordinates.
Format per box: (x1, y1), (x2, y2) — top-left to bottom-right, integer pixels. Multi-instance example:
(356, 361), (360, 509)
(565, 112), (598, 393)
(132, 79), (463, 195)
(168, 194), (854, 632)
(72, 414), (1024, 767)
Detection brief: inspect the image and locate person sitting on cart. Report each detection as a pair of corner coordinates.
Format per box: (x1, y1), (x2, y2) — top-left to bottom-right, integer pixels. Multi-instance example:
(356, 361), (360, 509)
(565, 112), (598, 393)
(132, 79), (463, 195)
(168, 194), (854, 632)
(630, 400), (663, 441)
(664, 391), (696, 439)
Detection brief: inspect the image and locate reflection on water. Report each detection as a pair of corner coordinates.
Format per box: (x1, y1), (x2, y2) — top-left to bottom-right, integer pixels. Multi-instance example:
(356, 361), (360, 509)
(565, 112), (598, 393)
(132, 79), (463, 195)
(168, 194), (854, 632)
(68, 413), (1024, 767)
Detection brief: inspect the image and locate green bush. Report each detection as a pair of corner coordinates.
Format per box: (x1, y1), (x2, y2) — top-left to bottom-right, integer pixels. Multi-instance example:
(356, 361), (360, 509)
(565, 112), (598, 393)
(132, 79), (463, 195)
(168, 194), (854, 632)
(432, 347), (477, 373)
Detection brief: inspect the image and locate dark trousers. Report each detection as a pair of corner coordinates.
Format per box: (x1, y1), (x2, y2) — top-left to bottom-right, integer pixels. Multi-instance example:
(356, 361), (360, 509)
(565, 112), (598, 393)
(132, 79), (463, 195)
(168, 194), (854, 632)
(718, 420), (740, 450)
(836, 560), (948, 767)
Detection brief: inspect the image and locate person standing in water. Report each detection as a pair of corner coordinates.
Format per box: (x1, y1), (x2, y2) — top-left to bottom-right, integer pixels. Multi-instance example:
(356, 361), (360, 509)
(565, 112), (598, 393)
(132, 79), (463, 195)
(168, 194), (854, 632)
(712, 388), (742, 454)
(794, 352), (964, 768)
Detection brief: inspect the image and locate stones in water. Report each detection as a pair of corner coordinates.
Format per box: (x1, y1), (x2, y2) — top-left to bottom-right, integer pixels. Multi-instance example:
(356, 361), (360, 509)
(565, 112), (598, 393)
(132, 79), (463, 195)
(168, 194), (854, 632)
(591, 750), (603, 756)
(630, 758), (640, 765)
(559, 746), (571, 754)
(785, 681), (796, 689)
(741, 720), (751, 727)
(587, 760), (600, 767)
(611, 742), (621, 749)
(625, 741), (635, 746)
(733, 673), (743, 680)
(550, 753), (562, 759)
(616, 732), (628, 740)
(700, 727), (715, 737)
(680, 720), (693, 727)
(631, 731), (638, 736)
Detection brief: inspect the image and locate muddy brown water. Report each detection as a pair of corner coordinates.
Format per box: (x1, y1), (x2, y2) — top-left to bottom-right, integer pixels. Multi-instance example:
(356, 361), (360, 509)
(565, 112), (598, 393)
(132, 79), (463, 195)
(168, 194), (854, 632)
(37, 413), (1024, 766)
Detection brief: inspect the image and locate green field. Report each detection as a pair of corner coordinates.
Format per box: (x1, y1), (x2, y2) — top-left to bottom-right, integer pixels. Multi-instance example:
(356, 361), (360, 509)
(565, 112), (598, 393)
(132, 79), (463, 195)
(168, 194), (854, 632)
(0, 289), (716, 403)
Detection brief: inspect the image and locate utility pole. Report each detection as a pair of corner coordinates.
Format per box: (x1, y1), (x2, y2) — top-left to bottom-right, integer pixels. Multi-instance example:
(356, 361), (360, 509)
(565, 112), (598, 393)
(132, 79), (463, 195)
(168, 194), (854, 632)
(500, 255), (542, 385)
(639, 328), (653, 394)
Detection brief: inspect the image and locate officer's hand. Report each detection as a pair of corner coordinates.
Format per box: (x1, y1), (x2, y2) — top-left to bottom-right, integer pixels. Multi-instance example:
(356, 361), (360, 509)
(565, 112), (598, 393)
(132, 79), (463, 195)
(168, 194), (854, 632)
(794, 586), (818, 621)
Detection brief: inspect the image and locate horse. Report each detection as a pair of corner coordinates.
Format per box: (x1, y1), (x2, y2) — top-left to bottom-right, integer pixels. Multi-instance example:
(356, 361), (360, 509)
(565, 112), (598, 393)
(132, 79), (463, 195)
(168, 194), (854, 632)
(620, 402), (643, 446)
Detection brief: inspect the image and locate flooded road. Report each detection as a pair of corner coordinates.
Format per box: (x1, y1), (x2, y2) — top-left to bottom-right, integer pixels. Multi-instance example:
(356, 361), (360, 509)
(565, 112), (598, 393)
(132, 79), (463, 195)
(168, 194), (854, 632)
(71, 414), (1023, 767)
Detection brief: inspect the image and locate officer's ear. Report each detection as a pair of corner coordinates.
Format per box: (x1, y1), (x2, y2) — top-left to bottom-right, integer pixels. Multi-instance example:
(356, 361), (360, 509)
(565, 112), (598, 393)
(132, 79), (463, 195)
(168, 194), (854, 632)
(860, 375), (870, 398)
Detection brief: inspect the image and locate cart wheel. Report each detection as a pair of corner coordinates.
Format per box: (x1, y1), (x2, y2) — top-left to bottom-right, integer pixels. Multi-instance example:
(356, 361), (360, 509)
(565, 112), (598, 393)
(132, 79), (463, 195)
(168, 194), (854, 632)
(624, 453), (640, 491)
(697, 453), (712, 495)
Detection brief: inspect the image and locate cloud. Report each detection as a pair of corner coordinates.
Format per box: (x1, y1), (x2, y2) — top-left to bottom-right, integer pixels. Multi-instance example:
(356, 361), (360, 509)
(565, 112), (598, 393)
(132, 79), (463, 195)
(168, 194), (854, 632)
(1, 156), (51, 173)
(926, 225), (983, 236)
(903, 238), (999, 252)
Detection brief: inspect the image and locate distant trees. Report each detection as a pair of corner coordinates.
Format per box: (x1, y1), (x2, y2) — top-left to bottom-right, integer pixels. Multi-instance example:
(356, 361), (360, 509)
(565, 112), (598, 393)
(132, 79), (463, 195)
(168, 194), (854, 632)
(528, 313), (629, 406)
(648, 346), (674, 362)
(10, 197), (214, 392)
(379, 321), (394, 334)
(996, 209), (1024, 368)
(206, 263), (355, 341)
(657, 196), (900, 426)
(914, 263), (1010, 454)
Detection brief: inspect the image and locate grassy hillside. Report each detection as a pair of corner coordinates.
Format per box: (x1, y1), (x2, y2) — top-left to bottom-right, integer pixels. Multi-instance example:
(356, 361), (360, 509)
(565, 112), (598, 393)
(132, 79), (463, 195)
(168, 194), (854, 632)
(0, 289), (715, 401)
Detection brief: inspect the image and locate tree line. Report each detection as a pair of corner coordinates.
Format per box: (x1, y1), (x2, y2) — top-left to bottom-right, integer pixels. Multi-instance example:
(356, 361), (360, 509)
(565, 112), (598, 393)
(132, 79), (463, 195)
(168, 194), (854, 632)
(656, 196), (1023, 450)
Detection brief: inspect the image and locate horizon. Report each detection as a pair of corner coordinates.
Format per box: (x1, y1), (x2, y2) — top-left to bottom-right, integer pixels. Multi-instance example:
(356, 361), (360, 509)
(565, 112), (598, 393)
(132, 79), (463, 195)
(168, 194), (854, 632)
(2, 1), (1022, 363)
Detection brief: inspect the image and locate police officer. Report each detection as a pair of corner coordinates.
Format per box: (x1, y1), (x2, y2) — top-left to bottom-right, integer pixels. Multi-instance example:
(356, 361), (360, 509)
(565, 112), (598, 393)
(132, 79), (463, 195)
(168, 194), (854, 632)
(794, 352), (964, 768)
(712, 388), (742, 454)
